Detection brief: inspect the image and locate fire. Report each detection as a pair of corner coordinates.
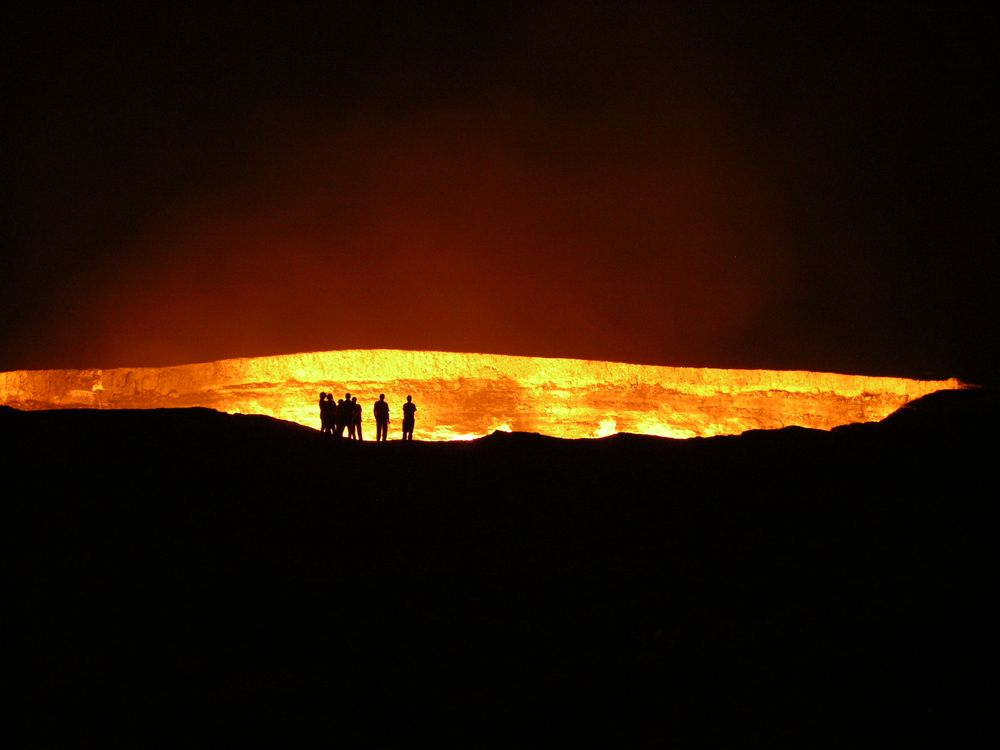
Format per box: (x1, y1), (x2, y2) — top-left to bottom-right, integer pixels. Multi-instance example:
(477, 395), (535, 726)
(0, 349), (964, 440)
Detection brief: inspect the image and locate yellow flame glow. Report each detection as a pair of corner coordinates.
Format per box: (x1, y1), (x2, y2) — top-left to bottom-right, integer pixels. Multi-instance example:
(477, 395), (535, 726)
(0, 349), (964, 440)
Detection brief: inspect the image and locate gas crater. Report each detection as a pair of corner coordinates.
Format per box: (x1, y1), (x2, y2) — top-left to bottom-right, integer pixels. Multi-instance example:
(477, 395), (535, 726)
(0, 349), (964, 441)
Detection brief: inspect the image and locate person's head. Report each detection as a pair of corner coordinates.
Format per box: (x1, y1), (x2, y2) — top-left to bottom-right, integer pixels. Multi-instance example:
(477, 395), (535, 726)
(345, 392), (350, 400)
(406, 395), (412, 402)
(379, 393), (385, 401)
(338, 399), (343, 405)
(352, 396), (357, 403)
(320, 391), (326, 399)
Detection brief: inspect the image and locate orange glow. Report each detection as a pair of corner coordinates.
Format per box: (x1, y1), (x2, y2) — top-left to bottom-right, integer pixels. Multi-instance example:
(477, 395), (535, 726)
(0, 349), (964, 440)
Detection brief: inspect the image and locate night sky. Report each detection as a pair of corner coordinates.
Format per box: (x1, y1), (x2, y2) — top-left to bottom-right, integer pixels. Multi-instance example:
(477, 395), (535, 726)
(4, 2), (997, 383)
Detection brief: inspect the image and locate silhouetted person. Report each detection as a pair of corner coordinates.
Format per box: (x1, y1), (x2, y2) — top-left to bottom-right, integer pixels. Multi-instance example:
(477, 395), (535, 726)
(374, 393), (390, 442)
(320, 392), (335, 435)
(352, 396), (363, 441)
(319, 391), (328, 433)
(338, 393), (353, 438)
(402, 395), (416, 441)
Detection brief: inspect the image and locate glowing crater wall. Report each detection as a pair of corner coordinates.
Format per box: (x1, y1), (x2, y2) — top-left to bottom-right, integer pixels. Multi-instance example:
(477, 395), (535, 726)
(0, 349), (964, 440)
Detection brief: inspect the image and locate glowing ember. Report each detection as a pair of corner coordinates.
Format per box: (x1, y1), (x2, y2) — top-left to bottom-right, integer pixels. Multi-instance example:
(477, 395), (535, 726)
(0, 350), (964, 440)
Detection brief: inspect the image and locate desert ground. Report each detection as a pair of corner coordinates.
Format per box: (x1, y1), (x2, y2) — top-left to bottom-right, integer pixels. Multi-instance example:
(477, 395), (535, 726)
(7, 388), (993, 745)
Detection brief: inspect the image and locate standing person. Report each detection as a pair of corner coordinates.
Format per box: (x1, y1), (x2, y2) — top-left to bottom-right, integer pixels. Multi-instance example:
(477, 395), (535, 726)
(374, 393), (390, 443)
(401, 395), (416, 441)
(320, 392), (336, 435)
(338, 393), (352, 439)
(334, 399), (344, 438)
(352, 396), (363, 441)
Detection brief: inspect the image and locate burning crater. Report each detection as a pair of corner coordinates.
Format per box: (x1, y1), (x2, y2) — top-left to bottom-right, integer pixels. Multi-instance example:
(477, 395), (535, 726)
(0, 350), (964, 441)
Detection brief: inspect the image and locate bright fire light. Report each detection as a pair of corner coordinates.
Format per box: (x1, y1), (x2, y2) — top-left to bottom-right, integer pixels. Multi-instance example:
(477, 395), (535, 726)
(0, 349), (965, 441)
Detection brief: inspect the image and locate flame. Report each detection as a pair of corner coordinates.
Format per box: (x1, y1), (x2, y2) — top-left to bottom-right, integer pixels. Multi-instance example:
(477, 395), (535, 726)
(0, 349), (964, 440)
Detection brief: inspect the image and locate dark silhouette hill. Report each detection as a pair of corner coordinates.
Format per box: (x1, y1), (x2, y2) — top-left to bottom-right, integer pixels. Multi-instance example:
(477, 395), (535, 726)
(5, 389), (995, 746)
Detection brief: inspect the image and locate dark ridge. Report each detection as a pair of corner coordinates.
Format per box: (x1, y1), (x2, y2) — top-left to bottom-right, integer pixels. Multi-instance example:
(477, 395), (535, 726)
(6, 389), (994, 746)
(878, 384), (996, 430)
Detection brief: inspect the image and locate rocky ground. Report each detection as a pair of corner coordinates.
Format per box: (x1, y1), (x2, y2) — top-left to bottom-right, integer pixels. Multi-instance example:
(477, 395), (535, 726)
(6, 388), (994, 746)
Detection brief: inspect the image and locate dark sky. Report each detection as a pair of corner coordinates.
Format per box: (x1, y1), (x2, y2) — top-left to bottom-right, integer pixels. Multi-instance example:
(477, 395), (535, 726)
(4, 2), (997, 383)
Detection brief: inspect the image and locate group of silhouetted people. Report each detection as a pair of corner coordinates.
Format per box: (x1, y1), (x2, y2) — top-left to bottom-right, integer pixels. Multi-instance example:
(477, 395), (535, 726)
(319, 391), (417, 442)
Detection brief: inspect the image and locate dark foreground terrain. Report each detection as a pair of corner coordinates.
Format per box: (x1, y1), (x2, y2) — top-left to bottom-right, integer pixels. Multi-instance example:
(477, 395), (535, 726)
(6, 389), (996, 746)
